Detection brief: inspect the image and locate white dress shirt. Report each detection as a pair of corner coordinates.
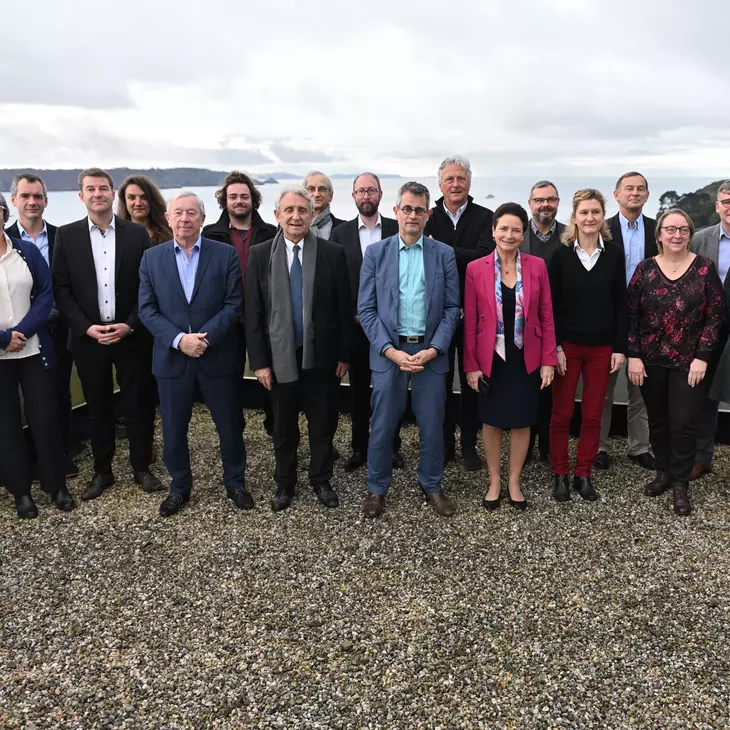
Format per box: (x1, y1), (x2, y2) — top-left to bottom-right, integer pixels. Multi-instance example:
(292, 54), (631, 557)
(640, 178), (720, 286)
(285, 236), (306, 272)
(89, 216), (116, 322)
(0, 234), (40, 359)
(444, 201), (468, 228)
(358, 214), (383, 257)
(573, 236), (605, 271)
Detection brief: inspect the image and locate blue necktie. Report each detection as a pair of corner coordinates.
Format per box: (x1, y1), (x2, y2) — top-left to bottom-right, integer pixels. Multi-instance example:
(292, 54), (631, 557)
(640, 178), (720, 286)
(290, 244), (303, 347)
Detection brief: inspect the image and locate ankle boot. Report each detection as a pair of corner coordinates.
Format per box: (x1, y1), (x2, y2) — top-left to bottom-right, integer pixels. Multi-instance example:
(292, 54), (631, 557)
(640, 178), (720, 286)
(671, 481), (691, 516)
(644, 471), (671, 497)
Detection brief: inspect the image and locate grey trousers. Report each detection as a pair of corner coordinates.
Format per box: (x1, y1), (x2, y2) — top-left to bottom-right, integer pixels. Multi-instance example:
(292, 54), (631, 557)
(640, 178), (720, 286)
(599, 366), (651, 455)
(695, 396), (719, 465)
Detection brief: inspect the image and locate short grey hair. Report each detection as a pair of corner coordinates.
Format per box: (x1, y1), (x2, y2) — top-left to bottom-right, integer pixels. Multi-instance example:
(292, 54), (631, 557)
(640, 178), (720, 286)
(352, 172), (382, 191)
(11, 173), (48, 197)
(167, 191), (206, 216)
(303, 170), (333, 194)
(437, 155), (472, 184)
(530, 180), (559, 198)
(0, 193), (8, 224)
(276, 185), (314, 213)
(396, 181), (430, 209)
(717, 181), (730, 200)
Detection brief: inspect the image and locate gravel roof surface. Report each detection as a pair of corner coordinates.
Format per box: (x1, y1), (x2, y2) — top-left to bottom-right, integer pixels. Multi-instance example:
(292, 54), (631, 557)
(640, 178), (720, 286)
(2, 406), (730, 730)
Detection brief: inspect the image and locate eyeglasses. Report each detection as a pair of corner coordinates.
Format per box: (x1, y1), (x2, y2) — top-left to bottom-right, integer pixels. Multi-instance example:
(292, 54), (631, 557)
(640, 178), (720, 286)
(661, 226), (691, 236)
(398, 205), (428, 216)
(354, 187), (380, 197)
(305, 186), (330, 195)
(531, 197), (558, 205)
(718, 198), (730, 209)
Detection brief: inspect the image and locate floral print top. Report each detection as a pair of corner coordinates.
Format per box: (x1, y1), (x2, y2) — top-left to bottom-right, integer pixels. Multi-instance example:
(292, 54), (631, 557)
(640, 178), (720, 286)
(627, 255), (724, 368)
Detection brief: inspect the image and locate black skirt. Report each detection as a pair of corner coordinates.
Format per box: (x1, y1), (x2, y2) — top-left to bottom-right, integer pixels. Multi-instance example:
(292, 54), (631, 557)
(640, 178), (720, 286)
(478, 283), (540, 429)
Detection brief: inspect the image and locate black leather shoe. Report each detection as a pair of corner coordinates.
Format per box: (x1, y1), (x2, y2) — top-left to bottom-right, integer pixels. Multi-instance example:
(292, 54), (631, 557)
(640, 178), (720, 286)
(271, 486), (294, 512)
(629, 452), (660, 470)
(573, 476), (599, 501)
(594, 451), (610, 470)
(134, 471), (163, 493)
(227, 487), (255, 510)
(82, 472), (115, 501)
(63, 454), (80, 478)
(344, 451), (367, 472)
(462, 446), (482, 472)
(313, 482), (339, 508)
(482, 494), (501, 511)
(645, 471), (671, 497)
(444, 443), (456, 464)
(392, 451), (405, 469)
(15, 494), (38, 519)
(553, 475), (571, 502)
(50, 486), (75, 512)
(159, 491), (189, 517)
(672, 481), (692, 516)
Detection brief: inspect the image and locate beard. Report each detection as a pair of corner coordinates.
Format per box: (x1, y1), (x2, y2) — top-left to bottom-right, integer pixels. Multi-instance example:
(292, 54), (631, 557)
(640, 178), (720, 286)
(356, 200), (378, 217)
(228, 204), (252, 222)
(534, 209), (557, 225)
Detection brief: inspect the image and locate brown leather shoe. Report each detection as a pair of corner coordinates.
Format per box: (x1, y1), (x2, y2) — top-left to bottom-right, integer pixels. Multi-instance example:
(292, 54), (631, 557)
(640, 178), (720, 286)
(671, 481), (692, 516)
(644, 471), (671, 497)
(423, 489), (455, 517)
(363, 492), (385, 518)
(689, 462), (712, 481)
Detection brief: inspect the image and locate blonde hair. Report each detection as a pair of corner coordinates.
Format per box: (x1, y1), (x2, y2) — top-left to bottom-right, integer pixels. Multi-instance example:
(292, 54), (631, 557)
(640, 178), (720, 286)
(655, 208), (695, 254)
(561, 188), (612, 246)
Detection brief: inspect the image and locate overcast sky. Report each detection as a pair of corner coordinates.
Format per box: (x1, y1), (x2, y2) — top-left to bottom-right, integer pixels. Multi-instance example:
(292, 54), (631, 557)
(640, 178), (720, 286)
(2, 0), (728, 178)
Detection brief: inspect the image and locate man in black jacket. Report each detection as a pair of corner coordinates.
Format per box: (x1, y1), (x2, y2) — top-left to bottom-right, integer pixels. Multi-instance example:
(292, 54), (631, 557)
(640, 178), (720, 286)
(331, 172), (402, 471)
(245, 186), (352, 512)
(6, 173), (77, 476)
(52, 168), (161, 501)
(202, 171), (277, 433)
(424, 155), (494, 470)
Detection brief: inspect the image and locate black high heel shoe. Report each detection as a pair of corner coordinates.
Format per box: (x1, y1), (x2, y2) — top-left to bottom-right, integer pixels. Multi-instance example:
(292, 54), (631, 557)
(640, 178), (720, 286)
(509, 496), (528, 511)
(481, 493), (501, 511)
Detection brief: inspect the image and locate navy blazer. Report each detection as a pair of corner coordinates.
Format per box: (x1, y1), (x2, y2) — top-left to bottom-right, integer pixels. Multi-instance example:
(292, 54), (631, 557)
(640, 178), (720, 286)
(357, 234), (460, 373)
(0, 236), (55, 368)
(138, 237), (243, 379)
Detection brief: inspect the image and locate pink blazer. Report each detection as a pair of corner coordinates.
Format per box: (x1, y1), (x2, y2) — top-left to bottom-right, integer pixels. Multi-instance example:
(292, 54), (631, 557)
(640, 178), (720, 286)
(463, 251), (557, 378)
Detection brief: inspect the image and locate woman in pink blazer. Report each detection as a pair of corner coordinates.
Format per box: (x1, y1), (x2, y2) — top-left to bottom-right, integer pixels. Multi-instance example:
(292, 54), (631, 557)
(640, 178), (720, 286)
(464, 203), (557, 510)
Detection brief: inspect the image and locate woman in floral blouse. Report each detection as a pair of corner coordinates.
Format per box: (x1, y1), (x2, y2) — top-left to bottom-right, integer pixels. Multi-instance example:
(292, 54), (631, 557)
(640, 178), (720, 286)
(627, 208), (724, 515)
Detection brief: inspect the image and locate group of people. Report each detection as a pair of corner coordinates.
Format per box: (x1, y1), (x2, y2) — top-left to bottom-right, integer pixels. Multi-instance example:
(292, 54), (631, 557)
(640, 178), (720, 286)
(1, 158), (728, 520)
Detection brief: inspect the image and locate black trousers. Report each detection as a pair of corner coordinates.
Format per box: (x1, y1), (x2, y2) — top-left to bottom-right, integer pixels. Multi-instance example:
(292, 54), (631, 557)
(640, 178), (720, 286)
(349, 325), (401, 455)
(444, 319), (478, 450)
(72, 333), (156, 475)
(0, 355), (66, 496)
(530, 384), (552, 456)
(237, 322), (273, 436)
(270, 354), (338, 490)
(641, 364), (708, 482)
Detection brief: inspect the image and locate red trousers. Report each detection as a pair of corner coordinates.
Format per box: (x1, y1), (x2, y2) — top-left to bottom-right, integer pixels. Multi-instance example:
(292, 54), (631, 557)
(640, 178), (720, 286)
(550, 342), (613, 477)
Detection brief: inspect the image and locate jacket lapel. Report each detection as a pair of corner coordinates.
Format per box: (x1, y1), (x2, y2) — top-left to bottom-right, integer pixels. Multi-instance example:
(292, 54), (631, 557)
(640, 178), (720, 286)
(78, 218), (99, 296)
(190, 238), (211, 303)
(113, 216), (125, 284)
(423, 237), (436, 319)
(387, 235), (400, 303)
(166, 242), (187, 304)
(485, 253), (496, 314)
(520, 252), (531, 319)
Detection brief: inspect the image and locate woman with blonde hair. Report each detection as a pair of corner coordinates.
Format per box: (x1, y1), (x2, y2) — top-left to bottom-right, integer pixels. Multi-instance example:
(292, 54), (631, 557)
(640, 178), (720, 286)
(117, 175), (172, 244)
(628, 208), (723, 515)
(548, 189), (627, 502)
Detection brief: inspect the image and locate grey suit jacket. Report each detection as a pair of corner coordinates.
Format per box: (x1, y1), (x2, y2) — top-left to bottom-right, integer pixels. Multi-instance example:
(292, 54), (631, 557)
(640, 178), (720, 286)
(691, 223), (722, 266)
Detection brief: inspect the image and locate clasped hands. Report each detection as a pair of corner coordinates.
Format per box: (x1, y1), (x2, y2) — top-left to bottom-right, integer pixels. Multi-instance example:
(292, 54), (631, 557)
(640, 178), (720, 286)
(86, 323), (132, 345)
(387, 346), (437, 372)
(4, 331), (27, 352)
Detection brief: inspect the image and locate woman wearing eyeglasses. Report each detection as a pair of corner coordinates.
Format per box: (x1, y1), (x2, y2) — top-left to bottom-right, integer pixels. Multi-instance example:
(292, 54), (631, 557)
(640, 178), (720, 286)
(627, 209), (724, 515)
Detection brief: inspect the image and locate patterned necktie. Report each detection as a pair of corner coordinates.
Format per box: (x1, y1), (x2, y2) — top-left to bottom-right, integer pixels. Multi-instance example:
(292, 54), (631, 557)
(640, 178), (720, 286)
(290, 244), (303, 347)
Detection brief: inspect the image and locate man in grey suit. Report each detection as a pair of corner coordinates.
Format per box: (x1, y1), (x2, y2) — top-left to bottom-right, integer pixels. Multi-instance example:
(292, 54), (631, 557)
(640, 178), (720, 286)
(689, 179), (730, 481)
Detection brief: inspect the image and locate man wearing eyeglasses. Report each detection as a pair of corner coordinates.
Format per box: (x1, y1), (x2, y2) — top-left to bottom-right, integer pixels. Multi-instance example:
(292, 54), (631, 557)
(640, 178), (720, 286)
(689, 179), (730, 481)
(358, 181), (459, 518)
(523, 181), (566, 463)
(331, 173), (403, 472)
(303, 171), (345, 240)
(424, 155), (494, 472)
(592, 172), (659, 473)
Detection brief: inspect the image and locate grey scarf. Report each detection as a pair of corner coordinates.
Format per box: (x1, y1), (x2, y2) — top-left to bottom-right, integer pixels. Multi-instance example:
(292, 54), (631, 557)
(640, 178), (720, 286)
(310, 206), (333, 240)
(268, 229), (318, 383)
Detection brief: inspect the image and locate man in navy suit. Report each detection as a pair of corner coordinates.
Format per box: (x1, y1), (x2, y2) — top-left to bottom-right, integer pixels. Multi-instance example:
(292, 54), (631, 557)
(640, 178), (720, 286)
(358, 181), (460, 518)
(138, 192), (252, 517)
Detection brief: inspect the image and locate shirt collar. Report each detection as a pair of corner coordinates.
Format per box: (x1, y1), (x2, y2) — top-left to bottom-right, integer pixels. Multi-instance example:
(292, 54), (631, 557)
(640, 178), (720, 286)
(619, 212), (643, 231)
(444, 200), (468, 218)
(358, 213), (382, 230)
(720, 225), (730, 241)
(174, 236), (202, 253)
(88, 215), (115, 233)
(574, 236), (605, 254)
(399, 235), (424, 250)
(284, 236), (305, 251)
(17, 220), (48, 239)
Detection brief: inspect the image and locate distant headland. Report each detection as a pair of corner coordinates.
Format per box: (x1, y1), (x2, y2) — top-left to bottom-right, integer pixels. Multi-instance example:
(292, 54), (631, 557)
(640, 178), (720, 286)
(0, 168), (401, 193)
(659, 179), (726, 229)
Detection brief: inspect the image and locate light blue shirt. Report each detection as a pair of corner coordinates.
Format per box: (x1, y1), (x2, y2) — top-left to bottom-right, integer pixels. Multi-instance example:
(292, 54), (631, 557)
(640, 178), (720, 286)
(619, 212), (644, 285)
(17, 221), (49, 266)
(172, 237), (201, 350)
(718, 227), (730, 286)
(397, 236), (426, 337)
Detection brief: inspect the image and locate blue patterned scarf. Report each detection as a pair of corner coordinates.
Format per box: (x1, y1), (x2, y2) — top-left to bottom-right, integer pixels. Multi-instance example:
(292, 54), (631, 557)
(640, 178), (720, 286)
(494, 251), (525, 361)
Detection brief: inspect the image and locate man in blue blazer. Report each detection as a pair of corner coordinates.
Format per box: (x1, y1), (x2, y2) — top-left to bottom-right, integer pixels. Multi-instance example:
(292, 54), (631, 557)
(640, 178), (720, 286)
(138, 192), (252, 517)
(358, 181), (460, 518)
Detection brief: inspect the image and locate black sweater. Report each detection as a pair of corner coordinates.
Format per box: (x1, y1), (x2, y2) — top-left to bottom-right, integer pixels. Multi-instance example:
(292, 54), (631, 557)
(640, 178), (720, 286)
(548, 241), (628, 353)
